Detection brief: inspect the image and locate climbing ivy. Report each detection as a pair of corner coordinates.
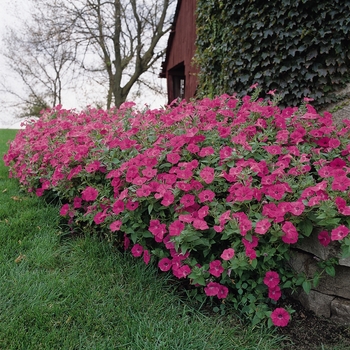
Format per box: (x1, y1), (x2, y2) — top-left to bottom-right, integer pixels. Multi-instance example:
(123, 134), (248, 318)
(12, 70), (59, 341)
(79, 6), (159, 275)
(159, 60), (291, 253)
(195, 0), (350, 106)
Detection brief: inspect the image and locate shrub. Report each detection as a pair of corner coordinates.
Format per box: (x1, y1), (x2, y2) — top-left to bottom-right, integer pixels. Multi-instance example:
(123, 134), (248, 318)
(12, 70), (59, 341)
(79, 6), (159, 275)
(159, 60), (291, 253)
(5, 89), (350, 326)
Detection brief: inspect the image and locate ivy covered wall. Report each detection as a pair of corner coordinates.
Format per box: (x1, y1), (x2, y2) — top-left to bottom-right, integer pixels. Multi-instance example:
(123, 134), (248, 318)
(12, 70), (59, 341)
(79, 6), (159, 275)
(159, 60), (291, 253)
(195, 0), (350, 106)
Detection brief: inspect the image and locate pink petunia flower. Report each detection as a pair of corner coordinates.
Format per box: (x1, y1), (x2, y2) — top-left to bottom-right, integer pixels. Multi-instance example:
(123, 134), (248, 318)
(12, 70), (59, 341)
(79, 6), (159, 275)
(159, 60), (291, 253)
(172, 265), (191, 279)
(245, 247), (257, 260)
(281, 221), (298, 244)
(198, 189), (215, 203)
(112, 199), (125, 215)
(131, 244), (144, 258)
(221, 248), (235, 260)
(123, 234), (130, 250)
(197, 205), (209, 219)
(158, 257), (172, 271)
(192, 219), (209, 230)
(219, 146), (233, 160)
(318, 230), (331, 247)
(149, 219), (167, 242)
(126, 199), (139, 211)
(136, 184), (152, 197)
(329, 158), (346, 169)
(263, 145), (282, 155)
(198, 146), (215, 157)
(271, 308), (290, 327)
(59, 203), (70, 216)
(166, 153), (181, 164)
(143, 250), (151, 265)
(199, 166), (215, 184)
(255, 219), (271, 235)
(263, 271), (280, 288)
(331, 225), (350, 241)
(268, 285), (282, 301)
(169, 220), (185, 236)
(204, 282), (220, 297)
(110, 220), (122, 232)
(289, 201), (305, 216)
(264, 184), (286, 200)
(161, 191), (175, 206)
(85, 160), (101, 173)
(217, 284), (229, 299)
(93, 211), (107, 225)
(81, 186), (98, 201)
(73, 197), (82, 209)
(209, 260), (224, 277)
(180, 194), (196, 207)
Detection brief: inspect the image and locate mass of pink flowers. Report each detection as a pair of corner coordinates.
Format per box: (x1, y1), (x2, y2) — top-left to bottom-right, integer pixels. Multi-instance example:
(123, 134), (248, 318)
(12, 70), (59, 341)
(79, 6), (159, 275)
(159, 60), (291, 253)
(4, 91), (350, 326)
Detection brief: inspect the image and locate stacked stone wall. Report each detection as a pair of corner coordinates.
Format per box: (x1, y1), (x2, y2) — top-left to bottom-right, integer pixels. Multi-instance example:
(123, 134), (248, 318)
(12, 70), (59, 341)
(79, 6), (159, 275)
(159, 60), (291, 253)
(290, 232), (350, 324)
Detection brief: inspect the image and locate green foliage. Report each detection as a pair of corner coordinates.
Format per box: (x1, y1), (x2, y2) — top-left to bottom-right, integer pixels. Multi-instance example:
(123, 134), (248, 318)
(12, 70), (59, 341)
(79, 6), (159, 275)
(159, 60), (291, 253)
(195, 0), (350, 106)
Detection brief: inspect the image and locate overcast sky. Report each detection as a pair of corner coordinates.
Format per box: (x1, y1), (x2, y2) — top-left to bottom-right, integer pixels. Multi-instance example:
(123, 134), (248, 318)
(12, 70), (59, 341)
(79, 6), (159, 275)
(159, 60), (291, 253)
(0, 0), (168, 129)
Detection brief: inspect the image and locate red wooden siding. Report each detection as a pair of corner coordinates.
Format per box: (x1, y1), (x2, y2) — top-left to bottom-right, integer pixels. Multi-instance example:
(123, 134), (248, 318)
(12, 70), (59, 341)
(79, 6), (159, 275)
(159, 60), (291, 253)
(160, 0), (198, 104)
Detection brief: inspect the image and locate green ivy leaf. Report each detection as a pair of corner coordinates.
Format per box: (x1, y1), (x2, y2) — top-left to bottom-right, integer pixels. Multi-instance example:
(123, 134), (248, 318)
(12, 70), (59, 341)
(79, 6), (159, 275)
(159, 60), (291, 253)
(302, 280), (312, 294)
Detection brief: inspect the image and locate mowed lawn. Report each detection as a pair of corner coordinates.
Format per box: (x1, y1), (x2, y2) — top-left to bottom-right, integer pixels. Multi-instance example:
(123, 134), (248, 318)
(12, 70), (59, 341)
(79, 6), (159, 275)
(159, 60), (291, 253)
(0, 129), (284, 350)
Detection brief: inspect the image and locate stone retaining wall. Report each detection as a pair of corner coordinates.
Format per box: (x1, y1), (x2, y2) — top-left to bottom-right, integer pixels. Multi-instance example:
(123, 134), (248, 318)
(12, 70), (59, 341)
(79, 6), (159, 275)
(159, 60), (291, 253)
(289, 232), (350, 324)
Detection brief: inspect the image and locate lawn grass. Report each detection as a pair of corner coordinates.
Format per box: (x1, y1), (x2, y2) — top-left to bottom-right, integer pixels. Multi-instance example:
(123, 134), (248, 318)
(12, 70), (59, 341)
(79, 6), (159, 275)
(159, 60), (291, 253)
(0, 129), (285, 349)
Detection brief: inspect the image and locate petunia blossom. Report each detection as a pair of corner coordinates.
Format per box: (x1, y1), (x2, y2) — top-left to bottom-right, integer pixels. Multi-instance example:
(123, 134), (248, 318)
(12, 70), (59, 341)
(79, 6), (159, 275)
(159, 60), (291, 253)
(268, 285), (282, 301)
(169, 220), (185, 236)
(81, 186), (98, 201)
(221, 248), (235, 261)
(331, 225), (350, 241)
(172, 265), (191, 279)
(131, 244), (144, 258)
(110, 220), (122, 232)
(318, 230), (331, 247)
(158, 257), (172, 271)
(264, 271), (280, 288)
(198, 189), (215, 203)
(281, 221), (298, 244)
(199, 166), (215, 184)
(143, 250), (151, 265)
(217, 284), (229, 299)
(59, 203), (70, 216)
(255, 219), (271, 235)
(270, 308), (290, 327)
(204, 282), (220, 297)
(209, 260), (224, 277)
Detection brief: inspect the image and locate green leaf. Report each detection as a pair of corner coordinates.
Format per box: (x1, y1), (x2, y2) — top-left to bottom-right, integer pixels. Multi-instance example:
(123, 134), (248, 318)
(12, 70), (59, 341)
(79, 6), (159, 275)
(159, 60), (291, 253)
(302, 280), (312, 294)
(313, 274), (320, 287)
(298, 219), (313, 237)
(250, 258), (258, 268)
(325, 265), (336, 277)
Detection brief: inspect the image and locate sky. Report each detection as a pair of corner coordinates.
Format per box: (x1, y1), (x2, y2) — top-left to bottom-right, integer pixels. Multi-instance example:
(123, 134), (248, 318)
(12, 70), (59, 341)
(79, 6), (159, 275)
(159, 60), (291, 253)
(0, 0), (168, 129)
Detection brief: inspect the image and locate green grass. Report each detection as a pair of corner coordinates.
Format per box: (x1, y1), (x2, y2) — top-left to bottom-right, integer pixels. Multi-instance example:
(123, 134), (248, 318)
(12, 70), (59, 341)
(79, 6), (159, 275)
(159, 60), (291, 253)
(0, 129), (285, 350)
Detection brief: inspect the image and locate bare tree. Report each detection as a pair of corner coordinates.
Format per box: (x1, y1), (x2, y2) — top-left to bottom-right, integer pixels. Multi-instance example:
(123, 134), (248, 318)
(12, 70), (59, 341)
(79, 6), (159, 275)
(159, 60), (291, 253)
(2, 0), (175, 114)
(1, 3), (79, 117)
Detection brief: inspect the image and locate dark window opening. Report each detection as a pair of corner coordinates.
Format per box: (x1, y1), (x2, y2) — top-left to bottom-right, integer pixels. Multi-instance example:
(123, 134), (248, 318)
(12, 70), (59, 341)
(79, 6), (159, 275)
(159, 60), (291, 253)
(173, 76), (185, 99)
(169, 62), (185, 100)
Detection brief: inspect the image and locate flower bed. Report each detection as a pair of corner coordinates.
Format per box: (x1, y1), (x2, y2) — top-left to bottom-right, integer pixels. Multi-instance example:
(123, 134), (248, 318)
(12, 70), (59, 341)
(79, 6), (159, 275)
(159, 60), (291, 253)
(4, 88), (350, 327)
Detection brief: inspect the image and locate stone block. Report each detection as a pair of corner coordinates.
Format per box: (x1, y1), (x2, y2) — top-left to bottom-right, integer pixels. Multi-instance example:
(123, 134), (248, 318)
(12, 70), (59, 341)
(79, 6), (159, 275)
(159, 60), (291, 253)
(295, 229), (350, 267)
(298, 289), (334, 318)
(289, 250), (350, 299)
(295, 229), (341, 261)
(331, 297), (350, 324)
(339, 257), (350, 268)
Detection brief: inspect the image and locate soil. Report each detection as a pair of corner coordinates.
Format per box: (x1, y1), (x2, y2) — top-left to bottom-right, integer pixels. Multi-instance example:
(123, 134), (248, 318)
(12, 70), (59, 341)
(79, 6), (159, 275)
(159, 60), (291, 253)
(277, 297), (350, 350)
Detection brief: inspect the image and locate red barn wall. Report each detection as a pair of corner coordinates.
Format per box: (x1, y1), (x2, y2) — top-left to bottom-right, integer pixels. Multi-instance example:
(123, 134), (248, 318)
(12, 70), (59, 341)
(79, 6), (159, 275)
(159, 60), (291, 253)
(161, 0), (198, 103)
